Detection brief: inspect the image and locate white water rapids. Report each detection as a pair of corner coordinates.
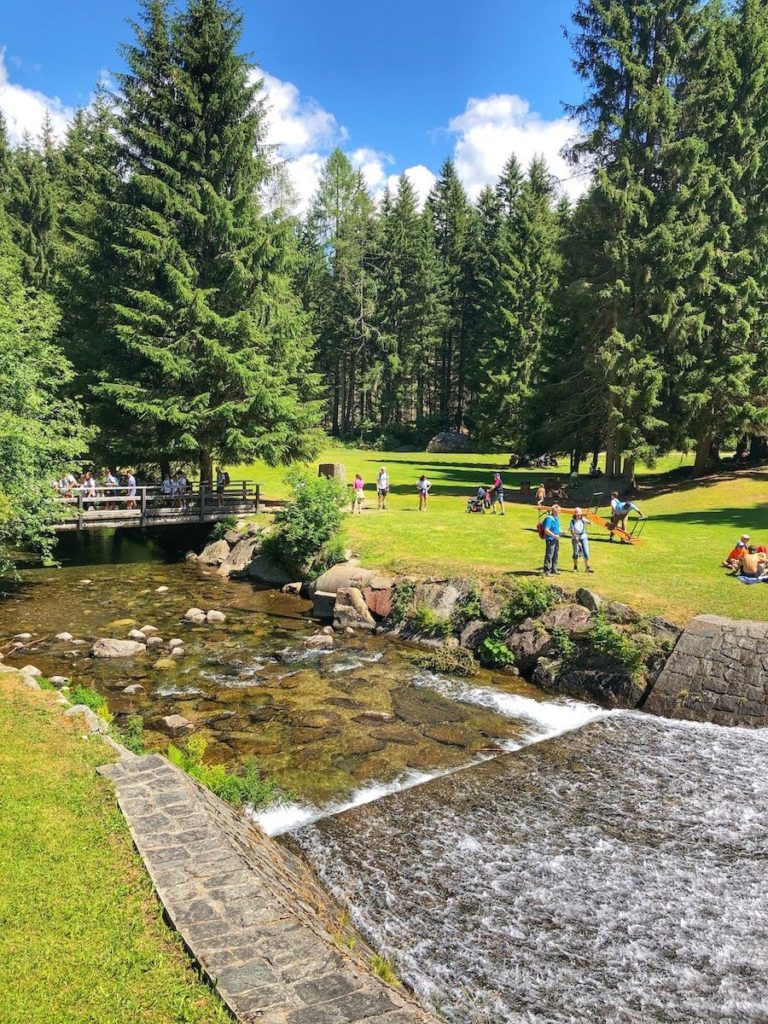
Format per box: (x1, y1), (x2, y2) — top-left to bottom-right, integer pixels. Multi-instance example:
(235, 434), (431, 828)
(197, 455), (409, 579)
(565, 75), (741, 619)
(289, 711), (768, 1023)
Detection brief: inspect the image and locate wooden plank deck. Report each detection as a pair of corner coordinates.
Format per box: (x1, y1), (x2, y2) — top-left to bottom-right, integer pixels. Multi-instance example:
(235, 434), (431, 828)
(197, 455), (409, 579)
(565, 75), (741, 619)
(54, 481), (262, 532)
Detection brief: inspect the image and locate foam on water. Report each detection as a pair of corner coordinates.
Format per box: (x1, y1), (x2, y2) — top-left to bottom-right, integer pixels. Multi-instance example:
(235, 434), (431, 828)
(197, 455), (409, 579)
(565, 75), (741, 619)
(413, 670), (606, 738)
(292, 713), (768, 1023)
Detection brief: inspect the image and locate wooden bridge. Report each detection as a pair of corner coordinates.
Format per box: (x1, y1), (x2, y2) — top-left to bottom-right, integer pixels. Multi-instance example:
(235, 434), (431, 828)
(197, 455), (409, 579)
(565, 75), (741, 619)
(55, 481), (262, 532)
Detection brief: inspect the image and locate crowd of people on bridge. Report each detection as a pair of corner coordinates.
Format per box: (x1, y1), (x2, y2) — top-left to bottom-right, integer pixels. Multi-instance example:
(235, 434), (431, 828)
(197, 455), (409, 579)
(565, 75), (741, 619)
(53, 466), (233, 512)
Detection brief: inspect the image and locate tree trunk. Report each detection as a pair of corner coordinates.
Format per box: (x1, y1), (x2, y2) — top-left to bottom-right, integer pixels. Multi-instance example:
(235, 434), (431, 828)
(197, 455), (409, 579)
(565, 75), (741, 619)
(200, 447), (212, 486)
(749, 434), (768, 461)
(693, 435), (711, 477)
(622, 455), (636, 480)
(160, 459), (171, 480)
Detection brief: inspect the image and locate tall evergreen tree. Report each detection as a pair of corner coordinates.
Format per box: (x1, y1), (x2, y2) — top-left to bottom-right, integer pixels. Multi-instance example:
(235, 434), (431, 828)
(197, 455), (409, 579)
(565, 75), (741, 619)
(6, 133), (58, 290)
(95, 0), (319, 478)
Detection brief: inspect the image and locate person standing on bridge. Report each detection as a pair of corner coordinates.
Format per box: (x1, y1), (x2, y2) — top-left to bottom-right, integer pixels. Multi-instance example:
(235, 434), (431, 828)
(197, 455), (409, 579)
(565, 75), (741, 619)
(542, 503), (561, 576)
(125, 470), (137, 510)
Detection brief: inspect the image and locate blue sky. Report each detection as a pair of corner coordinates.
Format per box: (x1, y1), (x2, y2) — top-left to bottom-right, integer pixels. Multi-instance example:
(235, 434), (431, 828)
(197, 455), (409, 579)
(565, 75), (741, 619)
(0, 0), (586, 207)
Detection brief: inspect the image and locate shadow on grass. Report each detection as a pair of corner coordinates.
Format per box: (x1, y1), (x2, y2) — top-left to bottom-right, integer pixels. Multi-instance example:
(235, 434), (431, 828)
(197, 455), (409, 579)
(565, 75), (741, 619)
(650, 505), (768, 531)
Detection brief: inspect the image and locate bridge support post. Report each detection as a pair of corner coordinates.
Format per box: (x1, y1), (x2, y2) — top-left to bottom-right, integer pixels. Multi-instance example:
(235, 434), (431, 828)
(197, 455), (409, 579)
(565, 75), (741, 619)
(140, 487), (147, 523)
(255, 484), (260, 514)
(199, 485), (205, 522)
(77, 491), (84, 531)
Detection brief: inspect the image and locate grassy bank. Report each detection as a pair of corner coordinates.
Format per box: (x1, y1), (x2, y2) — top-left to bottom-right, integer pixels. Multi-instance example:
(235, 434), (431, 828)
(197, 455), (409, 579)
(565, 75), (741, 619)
(0, 676), (230, 1024)
(233, 447), (768, 624)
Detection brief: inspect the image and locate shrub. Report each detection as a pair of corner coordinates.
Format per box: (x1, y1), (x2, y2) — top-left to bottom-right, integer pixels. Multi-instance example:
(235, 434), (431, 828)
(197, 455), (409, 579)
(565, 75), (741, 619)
(271, 472), (347, 575)
(370, 954), (400, 986)
(68, 684), (112, 723)
(551, 628), (576, 662)
(313, 533), (348, 577)
(167, 735), (287, 811)
(389, 580), (416, 623)
(116, 714), (145, 754)
(454, 582), (483, 627)
(410, 646), (478, 677)
(37, 677), (56, 691)
(209, 515), (238, 541)
(502, 578), (557, 623)
(479, 635), (516, 668)
(410, 603), (453, 638)
(588, 613), (653, 677)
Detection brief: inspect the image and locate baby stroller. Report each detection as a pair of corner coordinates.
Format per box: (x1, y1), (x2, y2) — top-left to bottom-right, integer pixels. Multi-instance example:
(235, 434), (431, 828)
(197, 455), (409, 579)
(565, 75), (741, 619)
(467, 487), (490, 513)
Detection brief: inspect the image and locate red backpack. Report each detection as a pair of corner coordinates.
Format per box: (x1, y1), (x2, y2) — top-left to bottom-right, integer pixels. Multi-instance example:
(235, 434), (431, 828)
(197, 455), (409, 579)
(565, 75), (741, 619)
(537, 521), (546, 538)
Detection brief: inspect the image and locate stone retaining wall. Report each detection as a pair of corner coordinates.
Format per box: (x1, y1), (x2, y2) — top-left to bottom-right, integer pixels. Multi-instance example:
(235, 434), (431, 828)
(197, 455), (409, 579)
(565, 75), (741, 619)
(643, 614), (768, 727)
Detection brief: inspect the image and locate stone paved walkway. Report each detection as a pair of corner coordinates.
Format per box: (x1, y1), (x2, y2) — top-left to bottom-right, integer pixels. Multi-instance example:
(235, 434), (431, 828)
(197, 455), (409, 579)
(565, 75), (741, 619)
(98, 754), (440, 1024)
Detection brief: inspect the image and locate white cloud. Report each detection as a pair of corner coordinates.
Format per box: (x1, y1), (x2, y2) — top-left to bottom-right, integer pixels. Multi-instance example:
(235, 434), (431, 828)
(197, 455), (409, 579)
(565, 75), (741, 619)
(0, 48), (73, 143)
(350, 146), (394, 194)
(447, 93), (586, 202)
(257, 67), (345, 159)
(384, 164), (438, 208)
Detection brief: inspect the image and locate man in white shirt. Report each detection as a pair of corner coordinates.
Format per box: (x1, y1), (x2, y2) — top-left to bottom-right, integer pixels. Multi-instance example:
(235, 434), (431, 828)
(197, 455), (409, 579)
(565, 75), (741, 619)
(126, 472), (137, 510)
(376, 467), (389, 510)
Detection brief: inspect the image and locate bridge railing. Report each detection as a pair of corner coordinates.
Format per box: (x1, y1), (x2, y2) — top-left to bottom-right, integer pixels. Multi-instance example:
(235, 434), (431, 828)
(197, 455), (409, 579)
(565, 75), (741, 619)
(56, 480), (261, 528)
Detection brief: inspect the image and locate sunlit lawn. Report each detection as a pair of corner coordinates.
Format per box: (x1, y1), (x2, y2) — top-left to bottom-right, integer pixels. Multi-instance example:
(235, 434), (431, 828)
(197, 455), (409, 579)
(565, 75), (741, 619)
(232, 447), (768, 624)
(0, 676), (231, 1024)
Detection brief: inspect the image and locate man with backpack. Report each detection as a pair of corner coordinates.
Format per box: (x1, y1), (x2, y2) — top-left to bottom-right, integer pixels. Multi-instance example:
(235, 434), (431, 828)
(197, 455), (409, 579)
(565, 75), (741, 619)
(541, 503), (561, 576)
(215, 466), (230, 507)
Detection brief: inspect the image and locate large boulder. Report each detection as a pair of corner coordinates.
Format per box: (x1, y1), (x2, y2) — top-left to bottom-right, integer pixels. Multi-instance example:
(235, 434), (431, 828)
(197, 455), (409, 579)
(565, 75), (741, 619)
(318, 463), (346, 483)
(218, 535), (262, 577)
(505, 622), (554, 670)
(312, 591), (336, 619)
(362, 585), (393, 619)
(426, 431), (473, 454)
(312, 561), (375, 596)
(91, 638), (146, 658)
(246, 552), (291, 586)
(540, 604), (593, 637)
(334, 587), (376, 631)
(155, 714), (194, 737)
(576, 588), (603, 613)
(197, 538), (231, 566)
(412, 580), (466, 621)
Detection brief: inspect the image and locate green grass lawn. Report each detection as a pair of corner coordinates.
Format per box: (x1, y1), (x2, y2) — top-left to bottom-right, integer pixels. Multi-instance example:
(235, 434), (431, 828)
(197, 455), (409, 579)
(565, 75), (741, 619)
(0, 676), (231, 1024)
(232, 446), (768, 624)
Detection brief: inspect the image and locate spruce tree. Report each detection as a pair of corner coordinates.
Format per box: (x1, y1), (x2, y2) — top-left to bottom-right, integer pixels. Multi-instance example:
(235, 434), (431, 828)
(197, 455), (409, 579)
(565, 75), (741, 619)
(97, 0), (319, 477)
(6, 134), (58, 290)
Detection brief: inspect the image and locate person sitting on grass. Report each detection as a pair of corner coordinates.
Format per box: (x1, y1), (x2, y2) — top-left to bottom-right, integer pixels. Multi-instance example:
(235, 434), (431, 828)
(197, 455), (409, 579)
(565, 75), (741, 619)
(736, 546), (767, 579)
(722, 534), (750, 568)
(569, 507), (594, 574)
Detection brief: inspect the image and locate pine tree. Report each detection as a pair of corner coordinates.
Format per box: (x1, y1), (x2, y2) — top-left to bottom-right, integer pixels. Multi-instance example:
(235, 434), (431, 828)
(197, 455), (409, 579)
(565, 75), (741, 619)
(96, 0), (319, 478)
(6, 133), (58, 290)
(566, 0), (704, 477)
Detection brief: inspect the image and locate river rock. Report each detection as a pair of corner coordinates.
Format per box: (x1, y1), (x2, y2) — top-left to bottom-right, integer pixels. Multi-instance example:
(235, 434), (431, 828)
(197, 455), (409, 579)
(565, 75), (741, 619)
(606, 601), (635, 624)
(480, 588), (507, 621)
(532, 657), (563, 689)
(49, 676), (69, 687)
(224, 528), (243, 546)
(121, 683), (145, 695)
(155, 714), (194, 737)
(140, 624), (159, 635)
(246, 552), (292, 586)
(218, 536), (261, 577)
(505, 623), (553, 670)
(170, 647), (185, 658)
(64, 704), (108, 733)
(20, 665), (42, 677)
(334, 587), (376, 631)
(128, 629), (147, 641)
(282, 582), (303, 596)
(576, 587), (603, 612)
(10, 642), (24, 650)
(423, 724), (476, 747)
(293, 710), (342, 730)
(13, 632), (33, 641)
(312, 562), (376, 596)
(461, 619), (490, 648)
(155, 585), (169, 593)
(352, 711), (395, 725)
(362, 585), (394, 619)
(540, 604), (593, 637)
(183, 607), (207, 624)
(206, 610), (226, 623)
(145, 636), (164, 648)
(55, 632), (74, 642)
(153, 657), (177, 671)
(412, 580), (466, 621)
(23, 678), (41, 690)
(392, 686), (469, 725)
(325, 697), (364, 710)
(168, 638), (184, 649)
(198, 539), (231, 566)
(370, 724), (421, 745)
(426, 430), (473, 453)
(304, 633), (334, 650)
(185, 550), (198, 562)
(345, 735), (387, 755)
(92, 638), (146, 658)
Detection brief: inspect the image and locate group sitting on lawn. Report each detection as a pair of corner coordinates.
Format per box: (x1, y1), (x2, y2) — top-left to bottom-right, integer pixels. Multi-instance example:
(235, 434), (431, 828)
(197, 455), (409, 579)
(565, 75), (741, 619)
(722, 534), (768, 580)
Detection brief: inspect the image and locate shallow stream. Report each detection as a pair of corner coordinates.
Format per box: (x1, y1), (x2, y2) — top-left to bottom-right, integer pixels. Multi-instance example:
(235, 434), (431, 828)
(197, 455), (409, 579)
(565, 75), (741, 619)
(3, 529), (765, 1023)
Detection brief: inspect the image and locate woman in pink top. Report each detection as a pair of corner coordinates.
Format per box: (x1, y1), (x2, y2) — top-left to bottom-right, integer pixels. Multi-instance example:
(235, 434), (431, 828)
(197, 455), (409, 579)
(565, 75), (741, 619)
(351, 474), (364, 514)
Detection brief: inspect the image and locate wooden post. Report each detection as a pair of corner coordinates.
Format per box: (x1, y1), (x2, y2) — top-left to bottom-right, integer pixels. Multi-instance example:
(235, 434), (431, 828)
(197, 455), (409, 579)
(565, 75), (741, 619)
(255, 484), (260, 514)
(77, 491), (84, 531)
(199, 484), (205, 522)
(140, 487), (147, 520)
(242, 480), (247, 502)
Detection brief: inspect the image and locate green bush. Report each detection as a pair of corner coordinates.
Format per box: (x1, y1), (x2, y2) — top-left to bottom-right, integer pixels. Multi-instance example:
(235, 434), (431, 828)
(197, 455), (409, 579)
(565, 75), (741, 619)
(37, 677), (56, 691)
(167, 735), (287, 811)
(410, 603), (453, 638)
(272, 472), (348, 574)
(410, 646), (478, 677)
(479, 635), (516, 668)
(502, 578), (558, 623)
(588, 613), (653, 676)
(116, 714), (145, 754)
(209, 515), (238, 541)
(68, 684), (112, 723)
(313, 533), (348, 577)
(551, 628), (576, 662)
(454, 583), (483, 627)
(389, 580), (416, 623)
